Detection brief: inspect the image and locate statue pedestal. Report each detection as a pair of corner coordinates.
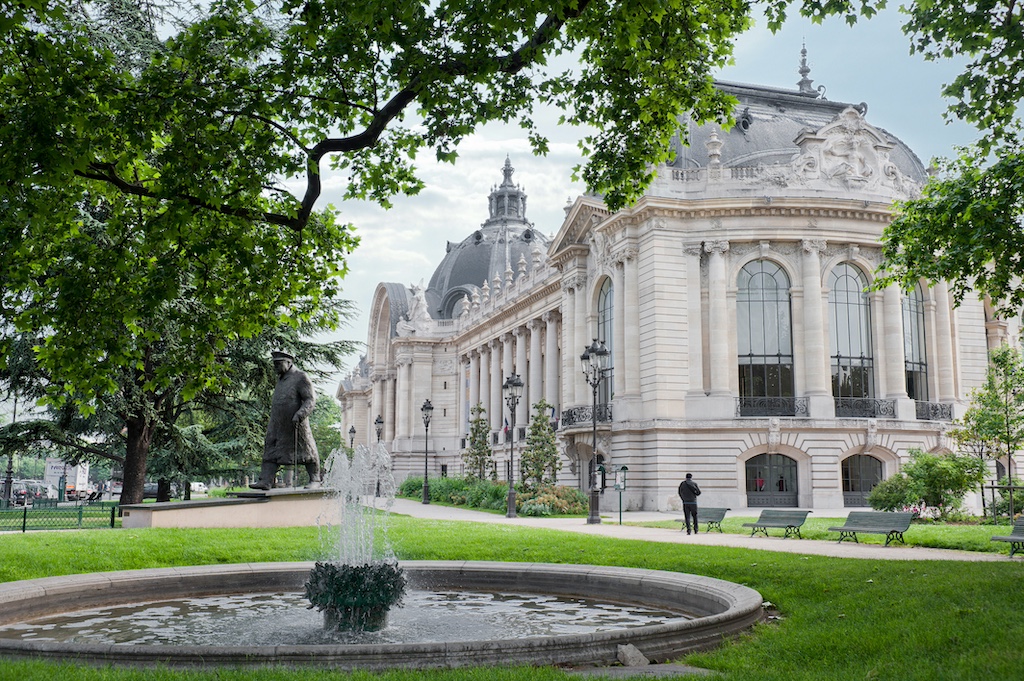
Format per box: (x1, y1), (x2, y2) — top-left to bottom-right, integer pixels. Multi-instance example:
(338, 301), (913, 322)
(120, 488), (338, 529)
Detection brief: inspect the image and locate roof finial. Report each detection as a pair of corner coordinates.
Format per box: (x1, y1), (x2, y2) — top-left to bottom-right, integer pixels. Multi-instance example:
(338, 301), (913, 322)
(797, 40), (816, 96)
(501, 155), (515, 187)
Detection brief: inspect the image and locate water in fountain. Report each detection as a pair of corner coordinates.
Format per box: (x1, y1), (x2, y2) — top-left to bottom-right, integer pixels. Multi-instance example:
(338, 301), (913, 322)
(319, 442), (398, 565)
(306, 443), (405, 631)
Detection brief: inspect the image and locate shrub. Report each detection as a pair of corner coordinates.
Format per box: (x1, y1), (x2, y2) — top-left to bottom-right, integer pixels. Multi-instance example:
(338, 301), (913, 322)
(304, 561), (406, 632)
(517, 484), (588, 516)
(868, 473), (914, 511)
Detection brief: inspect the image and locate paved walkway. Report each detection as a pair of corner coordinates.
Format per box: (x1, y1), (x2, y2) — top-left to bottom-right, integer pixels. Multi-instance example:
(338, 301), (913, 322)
(383, 498), (1012, 562)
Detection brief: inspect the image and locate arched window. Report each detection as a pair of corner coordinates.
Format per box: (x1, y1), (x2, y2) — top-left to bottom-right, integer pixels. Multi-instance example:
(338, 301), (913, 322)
(903, 282), (928, 401)
(597, 278), (614, 403)
(737, 260), (794, 415)
(842, 454), (883, 507)
(745, 453), (798, 507)
(829, 264), (875, 414)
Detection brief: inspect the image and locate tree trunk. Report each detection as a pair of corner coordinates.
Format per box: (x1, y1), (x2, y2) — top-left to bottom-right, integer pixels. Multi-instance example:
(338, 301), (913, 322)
(121, 416), (154, 505)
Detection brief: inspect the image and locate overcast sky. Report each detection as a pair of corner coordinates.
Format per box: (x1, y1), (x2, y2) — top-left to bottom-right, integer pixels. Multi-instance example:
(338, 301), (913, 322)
(315, 8), (980, 393)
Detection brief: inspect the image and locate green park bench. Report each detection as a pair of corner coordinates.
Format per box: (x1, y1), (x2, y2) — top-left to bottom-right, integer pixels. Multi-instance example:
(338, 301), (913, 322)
(827, 511), (916, 546)
(699, 507), (730, 533)
(991, 518), (1024, 558)
(742, 509), (811, 539)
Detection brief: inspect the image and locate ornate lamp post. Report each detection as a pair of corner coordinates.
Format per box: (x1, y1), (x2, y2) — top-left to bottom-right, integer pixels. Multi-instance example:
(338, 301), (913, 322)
(348, 425), (356, 450)
(421, 399), (433, 504)
(502, 373), (524, 518)
(374, 415), (384, 442)
(581, 338), (610, 525)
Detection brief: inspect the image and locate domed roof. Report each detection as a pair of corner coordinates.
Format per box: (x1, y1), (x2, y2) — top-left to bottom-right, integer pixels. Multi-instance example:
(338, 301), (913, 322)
(426, 157), (549, 319)
(670, 52), (927, 183)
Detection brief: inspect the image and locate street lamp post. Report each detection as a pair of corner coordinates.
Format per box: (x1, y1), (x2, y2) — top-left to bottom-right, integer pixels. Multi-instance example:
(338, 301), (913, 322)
(374, 414), (384, 497)
(502, 373), (524, 518)
(348, 425), (356, 450)
(421, 400), (433, 504)
(581, 338), (610, 525)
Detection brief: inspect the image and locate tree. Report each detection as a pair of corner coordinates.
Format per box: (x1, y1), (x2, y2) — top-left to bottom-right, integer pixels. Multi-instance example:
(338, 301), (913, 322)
(872, 0), (1024, 309)
(520, 400), (561, 491)
(958, 345), (1024, 483)
(462, 404), (492, 481)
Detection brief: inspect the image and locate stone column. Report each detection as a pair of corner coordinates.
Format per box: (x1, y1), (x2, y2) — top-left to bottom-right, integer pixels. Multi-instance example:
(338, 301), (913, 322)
(385, 372), (396, 442)
(883, 285), (908, 399)
(612, 257), (626, 397)
(478, 344), (491, 428)
(684, 243), (705, 397)
(705, 240), (730, 396)
(528, 319), (543, 418)
(561, 280), (576, 409)
(574, 274), (589, 404)
(934, 281), (957, 401)
(468, 350), (480, 420)
(514, 326), (529, 424)
(460, 355), (472, 436)
(490, 338), (504, 432)
(544, 310), (560, 411)
(395, 358), (410, 440)
(622, 247), (641, 395)
(801, 239), (829, 395)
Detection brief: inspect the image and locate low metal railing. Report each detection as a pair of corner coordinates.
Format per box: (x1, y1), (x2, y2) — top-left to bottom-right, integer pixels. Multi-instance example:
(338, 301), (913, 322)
(0, 503), (118, 532)
(560, 404), (613, 428)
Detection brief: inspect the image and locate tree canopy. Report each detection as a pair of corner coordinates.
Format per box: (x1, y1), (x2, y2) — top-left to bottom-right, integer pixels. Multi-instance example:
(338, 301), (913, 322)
(877, 0), (1023, 309)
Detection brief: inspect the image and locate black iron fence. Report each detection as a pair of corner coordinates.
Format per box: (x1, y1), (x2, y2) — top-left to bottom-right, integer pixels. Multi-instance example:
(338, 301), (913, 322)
(0, 502), (118, 532)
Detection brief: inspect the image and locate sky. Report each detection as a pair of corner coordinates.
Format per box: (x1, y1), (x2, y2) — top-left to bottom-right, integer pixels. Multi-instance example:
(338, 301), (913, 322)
(314, 8), (981, 394)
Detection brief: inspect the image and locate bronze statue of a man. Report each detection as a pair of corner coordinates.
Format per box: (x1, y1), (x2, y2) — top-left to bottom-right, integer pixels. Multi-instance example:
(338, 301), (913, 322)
(250, 350), (321, 490)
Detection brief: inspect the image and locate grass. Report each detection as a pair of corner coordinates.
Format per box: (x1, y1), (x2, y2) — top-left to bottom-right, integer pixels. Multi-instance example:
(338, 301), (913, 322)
(0, 516), (1021, 681)
(633, 515), (1019, 553)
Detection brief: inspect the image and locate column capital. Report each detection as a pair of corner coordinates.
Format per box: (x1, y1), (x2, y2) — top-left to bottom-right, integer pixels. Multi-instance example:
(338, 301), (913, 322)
(513, 326), (527, 338)
(614, 246), (639, 264)
(683, 242), (703, 257)
(542, 309), (561, 324)
(802, 238), (827, 255)
(704, 240), (730, 256)
(528, 317), (544, 331)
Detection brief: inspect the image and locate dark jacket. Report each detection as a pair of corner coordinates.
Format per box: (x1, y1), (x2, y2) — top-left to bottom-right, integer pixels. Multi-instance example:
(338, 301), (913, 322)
(263, 366), (318, 465)
(678, 478), (701, 504)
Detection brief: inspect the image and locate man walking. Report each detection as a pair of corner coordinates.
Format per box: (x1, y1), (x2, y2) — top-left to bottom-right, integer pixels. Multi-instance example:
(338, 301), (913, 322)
(677, 473), (701, 534)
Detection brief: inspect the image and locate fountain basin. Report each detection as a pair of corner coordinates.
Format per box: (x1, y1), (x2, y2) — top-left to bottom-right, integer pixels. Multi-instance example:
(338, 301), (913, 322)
(0, 561), (764, 669)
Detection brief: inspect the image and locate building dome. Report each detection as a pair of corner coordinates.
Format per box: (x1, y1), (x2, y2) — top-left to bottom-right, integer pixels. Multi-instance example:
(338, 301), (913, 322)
(670, 52), (927, 184)
(426, 157), (549, 319)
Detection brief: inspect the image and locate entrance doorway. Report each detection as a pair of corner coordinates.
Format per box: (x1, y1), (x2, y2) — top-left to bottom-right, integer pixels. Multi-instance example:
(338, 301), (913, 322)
(842, 454), (883, 506)
(745, 453), (798, 507)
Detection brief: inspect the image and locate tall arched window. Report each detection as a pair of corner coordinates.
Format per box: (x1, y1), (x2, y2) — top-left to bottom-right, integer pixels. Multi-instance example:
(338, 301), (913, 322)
(737, 260), (794, 415)
(597, 278), (614, 403)
(829, 264), (875, 413)
(903, 282), (928, 401)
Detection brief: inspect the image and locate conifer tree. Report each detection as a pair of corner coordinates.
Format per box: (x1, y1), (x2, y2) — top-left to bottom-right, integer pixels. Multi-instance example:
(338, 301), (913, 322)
(462, 404), (492, 481)
(521, 400), (560, 491)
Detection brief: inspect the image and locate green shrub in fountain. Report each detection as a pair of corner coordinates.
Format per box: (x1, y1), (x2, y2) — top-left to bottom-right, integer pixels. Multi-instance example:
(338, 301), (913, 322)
(304, 561), (407, 632)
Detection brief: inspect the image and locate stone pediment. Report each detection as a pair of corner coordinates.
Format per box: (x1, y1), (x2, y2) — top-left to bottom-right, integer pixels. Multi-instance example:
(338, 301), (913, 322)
(785, 107), (919, 198)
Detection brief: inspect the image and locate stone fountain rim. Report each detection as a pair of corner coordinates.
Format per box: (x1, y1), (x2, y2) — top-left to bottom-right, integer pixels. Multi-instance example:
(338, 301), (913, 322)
(0, 560), (764, 669)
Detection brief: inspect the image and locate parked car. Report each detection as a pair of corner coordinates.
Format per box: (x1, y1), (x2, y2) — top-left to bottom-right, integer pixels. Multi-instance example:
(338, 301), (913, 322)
(190, 482), (208, 494)
(142, 482), (159, 499)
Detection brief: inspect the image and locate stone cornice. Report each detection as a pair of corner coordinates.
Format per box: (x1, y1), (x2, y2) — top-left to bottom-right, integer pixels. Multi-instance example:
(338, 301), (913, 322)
(602, 196), (894, 229)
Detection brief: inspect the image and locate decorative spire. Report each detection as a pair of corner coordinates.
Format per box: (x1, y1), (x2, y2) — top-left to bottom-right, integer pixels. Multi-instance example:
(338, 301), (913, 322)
(501, 155), (515, 187)
(797, 41), (816, 97)
(485, 156), (528, 224)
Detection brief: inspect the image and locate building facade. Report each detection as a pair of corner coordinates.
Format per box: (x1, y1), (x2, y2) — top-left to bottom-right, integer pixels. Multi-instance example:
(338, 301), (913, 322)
(337, 73), (1018, 512)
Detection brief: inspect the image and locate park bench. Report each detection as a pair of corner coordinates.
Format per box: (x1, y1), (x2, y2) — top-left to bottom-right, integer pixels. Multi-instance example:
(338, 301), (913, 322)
(991, 518), (1024, 558)
(827, 511), (916, 546)
(742, 509), (811, 539)
(700, 507), (730, 533)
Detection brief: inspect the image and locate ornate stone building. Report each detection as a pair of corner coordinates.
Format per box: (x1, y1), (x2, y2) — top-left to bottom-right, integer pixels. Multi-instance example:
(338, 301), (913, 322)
(337, 70), (1018, 512)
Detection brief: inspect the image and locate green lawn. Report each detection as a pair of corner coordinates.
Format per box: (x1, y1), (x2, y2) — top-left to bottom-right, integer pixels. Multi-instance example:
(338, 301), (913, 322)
(0, 516), (1021, 681)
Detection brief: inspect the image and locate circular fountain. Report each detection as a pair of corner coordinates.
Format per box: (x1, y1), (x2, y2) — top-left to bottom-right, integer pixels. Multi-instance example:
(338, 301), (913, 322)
(0, 445), (764, 669)
(0, 561), (763, 669)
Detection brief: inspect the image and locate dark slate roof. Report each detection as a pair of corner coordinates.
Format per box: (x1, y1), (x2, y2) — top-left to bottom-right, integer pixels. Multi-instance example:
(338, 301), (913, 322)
(670, 80), (928, 183)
